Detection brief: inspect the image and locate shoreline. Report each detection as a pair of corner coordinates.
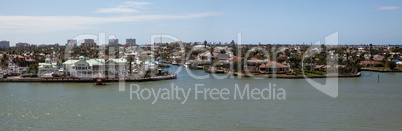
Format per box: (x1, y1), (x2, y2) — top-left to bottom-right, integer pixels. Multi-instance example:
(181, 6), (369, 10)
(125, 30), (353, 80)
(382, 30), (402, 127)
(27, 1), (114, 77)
(185, 64), (362, 79)
(229, 72), (361, 79)
(361, 69), (402, 72)
(0, 74), (177, 83)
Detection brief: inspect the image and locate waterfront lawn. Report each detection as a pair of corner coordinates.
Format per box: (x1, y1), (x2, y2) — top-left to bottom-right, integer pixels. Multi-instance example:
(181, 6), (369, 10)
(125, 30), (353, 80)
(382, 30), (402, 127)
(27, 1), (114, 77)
(362, 67), (387, 70)
(239, 72), (324, 77)
(363, 67), (402, 71)
(234, 70), (359, 77)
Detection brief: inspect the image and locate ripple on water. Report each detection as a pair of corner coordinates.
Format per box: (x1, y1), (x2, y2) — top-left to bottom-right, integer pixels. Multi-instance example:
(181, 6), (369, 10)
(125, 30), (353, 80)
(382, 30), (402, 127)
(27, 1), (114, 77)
(0, 71), (401, 130)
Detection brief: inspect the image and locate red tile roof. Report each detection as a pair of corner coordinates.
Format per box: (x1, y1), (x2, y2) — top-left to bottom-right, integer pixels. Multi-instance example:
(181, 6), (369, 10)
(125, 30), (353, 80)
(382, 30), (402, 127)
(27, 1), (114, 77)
(259, 61), (289, 68)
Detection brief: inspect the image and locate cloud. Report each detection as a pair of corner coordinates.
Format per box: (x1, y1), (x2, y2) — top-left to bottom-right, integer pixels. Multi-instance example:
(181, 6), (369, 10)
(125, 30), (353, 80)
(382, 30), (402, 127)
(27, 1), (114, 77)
(375, 6), (400, 10)
(94, 1), (152, 13)
(0, 12), (224, 33)
(94, 8), (139, 13)
(120, 2), (151, 9)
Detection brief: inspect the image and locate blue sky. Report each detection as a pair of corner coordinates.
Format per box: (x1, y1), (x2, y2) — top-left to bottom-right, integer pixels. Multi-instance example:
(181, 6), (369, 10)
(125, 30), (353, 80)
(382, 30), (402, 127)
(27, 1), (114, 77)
(0, 0), (401, 45)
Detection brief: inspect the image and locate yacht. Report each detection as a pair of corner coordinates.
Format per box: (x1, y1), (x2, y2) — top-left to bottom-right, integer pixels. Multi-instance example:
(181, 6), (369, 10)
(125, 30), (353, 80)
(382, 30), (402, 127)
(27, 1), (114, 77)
(183, 62), (190, 68)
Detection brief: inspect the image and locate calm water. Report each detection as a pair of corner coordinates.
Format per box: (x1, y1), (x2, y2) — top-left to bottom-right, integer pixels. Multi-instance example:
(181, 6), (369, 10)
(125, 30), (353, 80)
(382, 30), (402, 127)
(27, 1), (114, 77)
(0, 66), (401, 130)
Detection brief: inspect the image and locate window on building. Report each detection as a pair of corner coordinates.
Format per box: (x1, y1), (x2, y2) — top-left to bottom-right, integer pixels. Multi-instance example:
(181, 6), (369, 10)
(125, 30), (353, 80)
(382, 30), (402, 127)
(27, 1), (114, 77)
(77, 64), (87, 70)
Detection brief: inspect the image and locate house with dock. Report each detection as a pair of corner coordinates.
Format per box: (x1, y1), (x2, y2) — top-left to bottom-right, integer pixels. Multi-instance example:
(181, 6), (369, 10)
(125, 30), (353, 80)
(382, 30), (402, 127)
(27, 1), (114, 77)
(63, 56), (104, 78)
(258, 61), (289, 74)
(38, 58), (58, 77)
(62, 56), (160, 78)
(196, 52), (231, 65)
(245, 58), (290, 74)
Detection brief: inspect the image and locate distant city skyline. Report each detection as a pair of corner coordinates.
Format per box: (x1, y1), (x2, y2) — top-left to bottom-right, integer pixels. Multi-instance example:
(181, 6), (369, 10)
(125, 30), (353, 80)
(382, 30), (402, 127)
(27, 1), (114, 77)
(0, 0), (401, 45)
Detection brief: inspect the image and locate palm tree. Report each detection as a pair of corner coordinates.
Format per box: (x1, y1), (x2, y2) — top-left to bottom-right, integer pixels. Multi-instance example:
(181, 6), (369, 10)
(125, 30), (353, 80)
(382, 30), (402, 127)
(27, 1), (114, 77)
(158, 64), (170, 69)
(209, 47), (215, 64)
(233, 59), (244, 73)
(344, 52), (352, 74)
(158, 64), (170, 75)
(1, 54), (9, 70)
(351, 55), (362, 74)
(126, 56), (135, 77)
(289, 54), (302, 76)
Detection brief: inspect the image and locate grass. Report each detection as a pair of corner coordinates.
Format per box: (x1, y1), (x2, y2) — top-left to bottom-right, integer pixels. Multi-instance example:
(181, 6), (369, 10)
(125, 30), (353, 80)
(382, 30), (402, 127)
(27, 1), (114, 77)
(238, 72), (324, 76)
(233, 70), (360, 77)
(362, 67), (402, 71)
(362, 67), (387, 70)
(20, 74), (38, 78)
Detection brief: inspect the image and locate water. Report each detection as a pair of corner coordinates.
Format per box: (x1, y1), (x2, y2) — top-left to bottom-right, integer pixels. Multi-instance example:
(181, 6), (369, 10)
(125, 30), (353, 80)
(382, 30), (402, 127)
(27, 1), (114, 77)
(0, 66), (401, 130)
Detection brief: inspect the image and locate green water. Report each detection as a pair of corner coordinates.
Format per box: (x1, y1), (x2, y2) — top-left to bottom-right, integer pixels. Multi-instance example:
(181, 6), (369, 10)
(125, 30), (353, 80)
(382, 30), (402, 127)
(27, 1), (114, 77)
(0, 66), (401, 130)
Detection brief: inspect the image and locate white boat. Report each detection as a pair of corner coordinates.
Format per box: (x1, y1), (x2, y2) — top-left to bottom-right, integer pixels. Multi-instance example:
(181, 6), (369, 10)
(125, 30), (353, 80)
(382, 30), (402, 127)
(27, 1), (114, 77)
(183, 62), (190, 68)
(172, 61), (178, 65)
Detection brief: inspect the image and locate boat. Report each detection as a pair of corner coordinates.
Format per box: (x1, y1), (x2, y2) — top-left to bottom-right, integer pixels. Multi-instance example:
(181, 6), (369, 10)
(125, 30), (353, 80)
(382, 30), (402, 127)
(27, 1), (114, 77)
(172, 61), (178, 65)
(94, 78), (105, 85)
(196, 66), (204, 69)
(92, 73), (106, 85)
(204, 67), (225, 74)
(184, 62), (190, 68)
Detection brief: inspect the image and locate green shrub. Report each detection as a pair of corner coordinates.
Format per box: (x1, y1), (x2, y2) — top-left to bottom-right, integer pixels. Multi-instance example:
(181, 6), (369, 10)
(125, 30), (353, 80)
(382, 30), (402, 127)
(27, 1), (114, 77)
(385, 61), (396, 70)
(20, 74), (38, 78)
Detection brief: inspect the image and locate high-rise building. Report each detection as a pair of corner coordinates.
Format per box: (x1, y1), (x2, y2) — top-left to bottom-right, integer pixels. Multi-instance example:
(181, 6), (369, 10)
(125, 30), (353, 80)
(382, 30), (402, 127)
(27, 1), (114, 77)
(66, 39), (77, 47)
(81, 42), (97, 47)
(16, 42), (29, 47)
(0, 41), (10, 48)
(84, 39), (95, 43)
(81, 39), (96, 47)
(126, 38), (136, 46)
(108, 39), (119, 46)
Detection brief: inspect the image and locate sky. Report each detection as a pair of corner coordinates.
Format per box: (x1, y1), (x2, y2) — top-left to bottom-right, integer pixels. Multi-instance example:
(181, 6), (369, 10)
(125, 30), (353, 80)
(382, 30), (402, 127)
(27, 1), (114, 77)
(0, 0), (401, 45)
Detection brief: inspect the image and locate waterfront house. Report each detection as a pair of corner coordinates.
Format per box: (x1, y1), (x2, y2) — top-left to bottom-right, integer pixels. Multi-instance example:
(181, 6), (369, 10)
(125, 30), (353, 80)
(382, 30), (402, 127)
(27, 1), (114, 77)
(314, 65), (346, 73)
(197, 52), (231, 65)
(258, 61), (289, 74)
(215, 53), (231, 64)
(105, 58), (127, 76)
(13, 55), (35, 67)
(63, 56), (160, 78)
(278, 54), (288, 62)
(197, 52), (213, 63)
(246, 58), (268, 73)
(38, 58), (58, 77)
(360, 61), (384, 67)
(373, 55), (385, 61)
(396, 61), (402, 67)
(63, 56), (105, 78)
